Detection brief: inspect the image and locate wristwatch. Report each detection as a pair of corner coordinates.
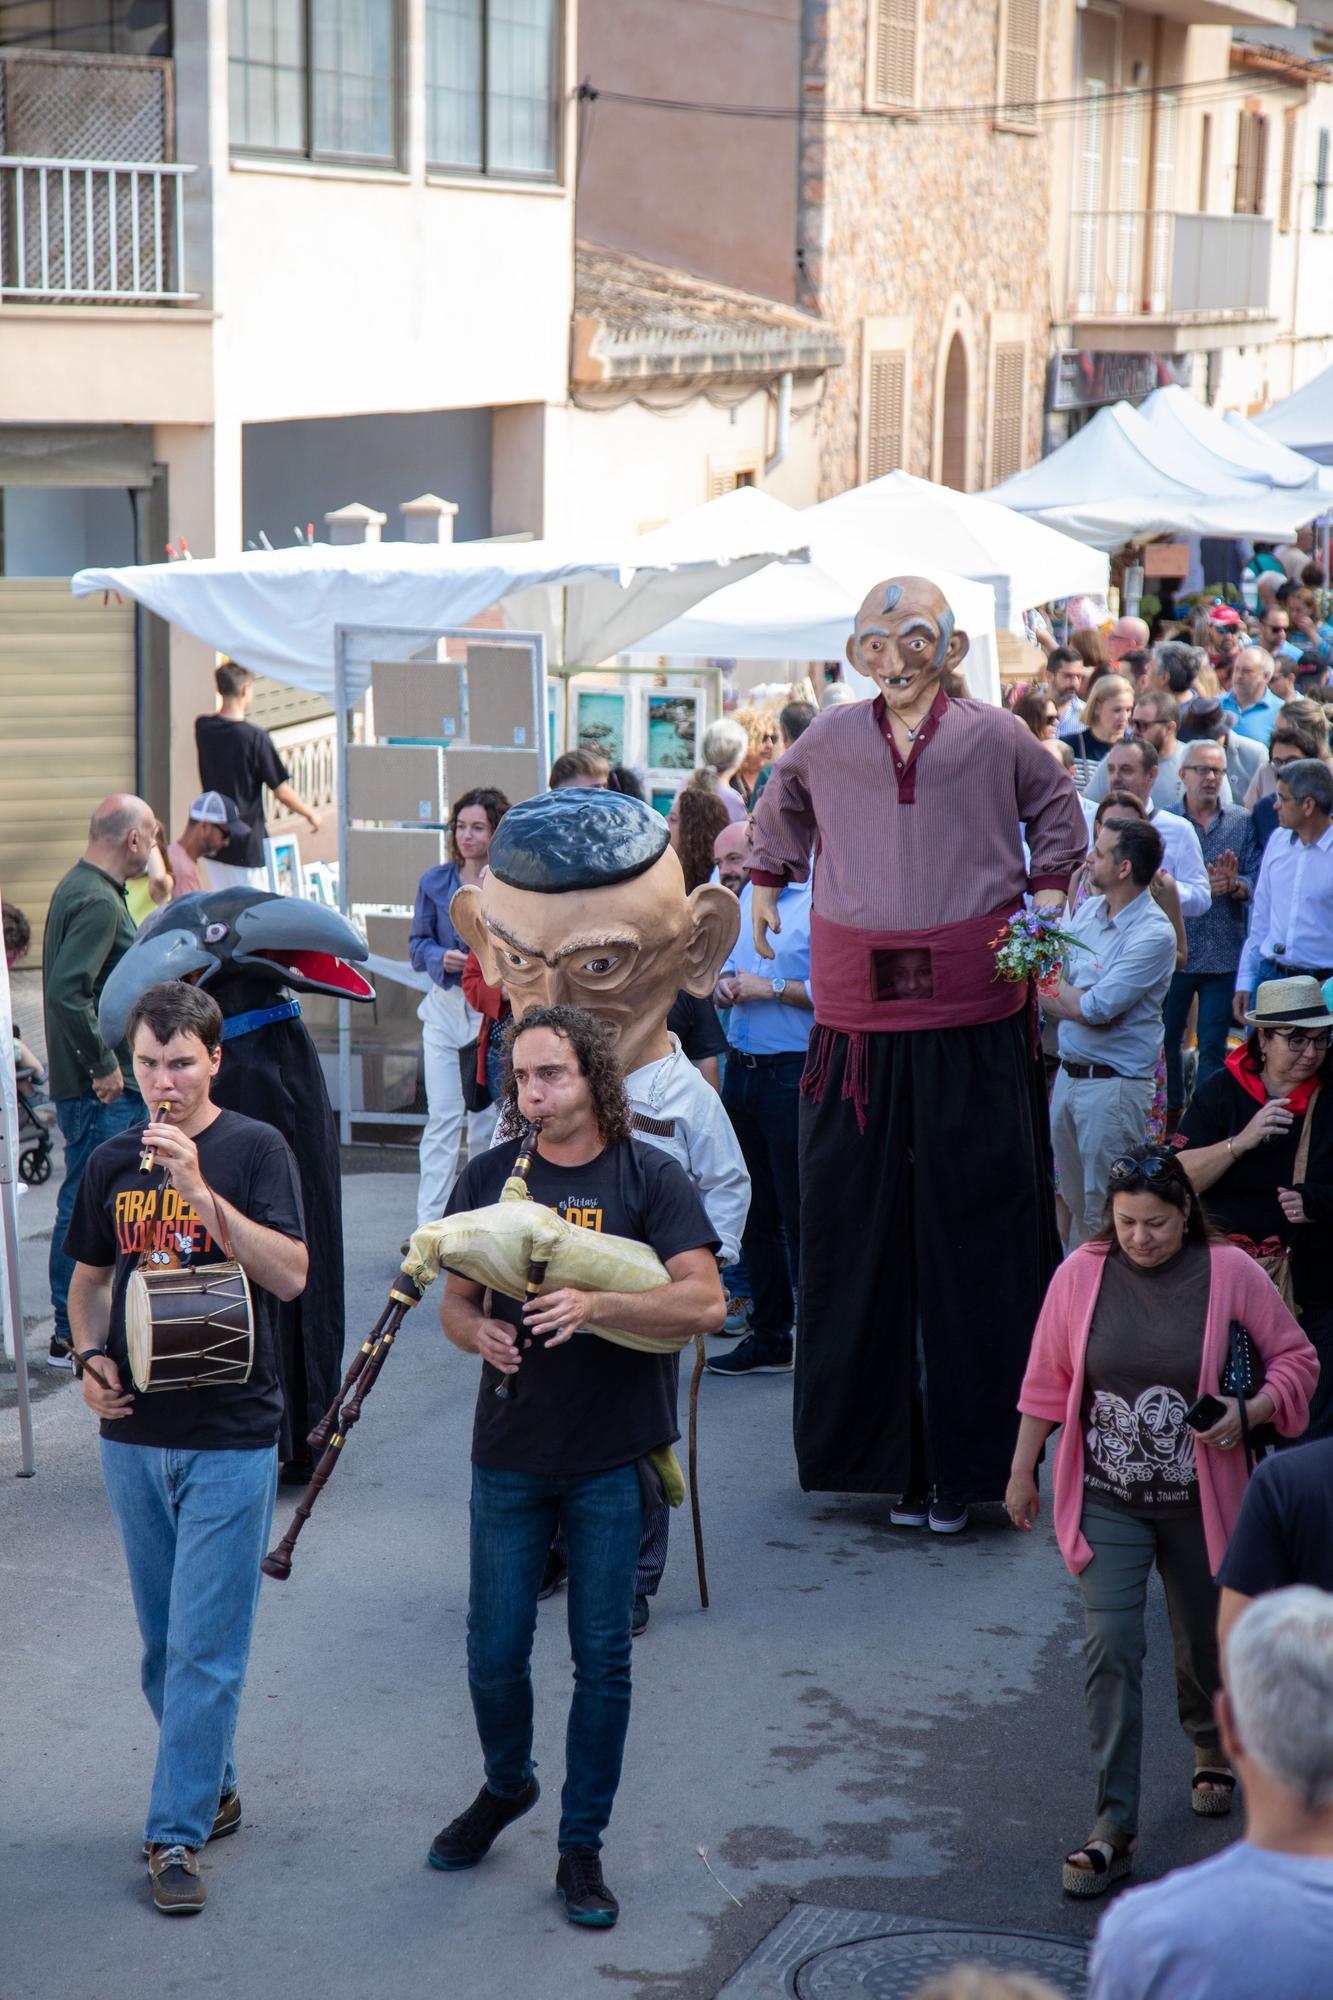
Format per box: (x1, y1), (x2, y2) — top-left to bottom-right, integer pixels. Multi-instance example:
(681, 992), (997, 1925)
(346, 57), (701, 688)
(770, 977), (787, 1000)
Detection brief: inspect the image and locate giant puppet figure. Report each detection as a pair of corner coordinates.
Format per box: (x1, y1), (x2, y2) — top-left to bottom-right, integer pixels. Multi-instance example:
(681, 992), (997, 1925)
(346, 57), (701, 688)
(750, 577), (1087, 1519)
(450, 787), (750, 1605)
(98, 890), (375, 1474)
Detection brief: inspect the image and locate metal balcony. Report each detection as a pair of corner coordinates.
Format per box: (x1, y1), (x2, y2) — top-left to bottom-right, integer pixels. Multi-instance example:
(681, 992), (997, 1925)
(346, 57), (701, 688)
(1067, 210), (1275, 351)
(0, 155), (196, 301)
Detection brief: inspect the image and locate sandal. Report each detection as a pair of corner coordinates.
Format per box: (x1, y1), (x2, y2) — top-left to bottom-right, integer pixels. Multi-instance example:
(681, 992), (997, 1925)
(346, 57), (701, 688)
(1191, 1767), (1236, 1817)
(1061, 1834), (1135, 1899)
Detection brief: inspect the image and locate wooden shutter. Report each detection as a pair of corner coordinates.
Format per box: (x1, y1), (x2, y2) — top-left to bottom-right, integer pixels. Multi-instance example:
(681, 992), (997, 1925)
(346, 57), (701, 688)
(865, 351), (906, 479)
(1002, 0), (1041, 122)
(1279, 110), (1296, 232)
(1236, 111), (1268, 217)
(707, 461), (757, 500)
(990, 344), (1026, 485)
(873, 0), (917, 110)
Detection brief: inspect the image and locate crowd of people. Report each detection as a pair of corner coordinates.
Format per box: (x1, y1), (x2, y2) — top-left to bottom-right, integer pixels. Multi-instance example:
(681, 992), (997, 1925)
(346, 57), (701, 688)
(12, 604), (1333, 1989)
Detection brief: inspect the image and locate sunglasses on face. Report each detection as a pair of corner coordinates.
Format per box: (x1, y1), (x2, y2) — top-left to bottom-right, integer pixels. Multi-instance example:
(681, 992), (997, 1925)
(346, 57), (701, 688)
(1108, 1154), (1175, 1186)
(1265, 1029), (1331, 1052)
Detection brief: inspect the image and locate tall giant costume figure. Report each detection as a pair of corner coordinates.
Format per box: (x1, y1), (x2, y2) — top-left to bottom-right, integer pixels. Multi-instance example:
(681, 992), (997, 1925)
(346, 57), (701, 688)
(750, 578), (1087, 1509)
(99, 890), (374, 1468)
(452, 788), (749, 1605)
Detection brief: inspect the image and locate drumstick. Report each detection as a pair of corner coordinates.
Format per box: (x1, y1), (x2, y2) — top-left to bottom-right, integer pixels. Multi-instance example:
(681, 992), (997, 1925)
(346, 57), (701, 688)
(138, 1101), (174, 1173)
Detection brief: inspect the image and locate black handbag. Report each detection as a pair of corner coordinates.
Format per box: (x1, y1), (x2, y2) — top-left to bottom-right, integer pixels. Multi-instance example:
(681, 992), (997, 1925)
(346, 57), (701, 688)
(458, 1037), (492, 1114)
(1220, 1319), (1276, 1469)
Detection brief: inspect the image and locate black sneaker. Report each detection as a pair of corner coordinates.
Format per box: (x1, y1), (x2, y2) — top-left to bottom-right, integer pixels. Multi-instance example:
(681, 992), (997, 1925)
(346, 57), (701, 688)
(427, 1777), (540, 1870)
(889, 1492), (930, 1528)
(537, 1546), (568, 1601)
(47, 1336), (74, 1371)
(556, 1847), (619, 1928)
(705, 1333), (793, 1377)
(928, 1491), (970, 1535)
(631, 1594), (650, 1638)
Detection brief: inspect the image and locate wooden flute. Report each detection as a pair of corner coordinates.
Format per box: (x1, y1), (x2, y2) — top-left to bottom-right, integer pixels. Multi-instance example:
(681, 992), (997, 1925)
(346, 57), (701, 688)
(138, 1101), (172, 1174)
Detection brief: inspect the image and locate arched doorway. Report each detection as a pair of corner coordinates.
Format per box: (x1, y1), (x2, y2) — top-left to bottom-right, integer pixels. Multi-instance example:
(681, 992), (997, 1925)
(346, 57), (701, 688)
(939, 334), (969, 490)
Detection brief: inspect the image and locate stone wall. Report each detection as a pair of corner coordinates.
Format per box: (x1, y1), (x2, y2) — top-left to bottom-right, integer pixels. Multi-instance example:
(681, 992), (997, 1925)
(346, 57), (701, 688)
(801, 0), (1059, 498)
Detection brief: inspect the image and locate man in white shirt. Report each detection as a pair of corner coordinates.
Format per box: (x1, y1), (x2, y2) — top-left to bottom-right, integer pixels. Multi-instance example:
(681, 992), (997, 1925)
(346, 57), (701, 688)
(1083, 738), (1211, 918)
(1088, 1588), (1333, 2000)
(1235, 758), (1333, 1020)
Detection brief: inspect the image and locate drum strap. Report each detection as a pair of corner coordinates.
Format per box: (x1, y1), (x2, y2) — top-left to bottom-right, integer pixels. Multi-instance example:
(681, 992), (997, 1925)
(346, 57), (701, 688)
(200, 1179), (236, 1260)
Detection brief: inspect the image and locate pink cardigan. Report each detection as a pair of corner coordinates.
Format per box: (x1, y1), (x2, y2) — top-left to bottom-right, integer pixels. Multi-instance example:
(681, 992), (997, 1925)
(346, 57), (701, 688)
(1019, 1242), (1318, 1576)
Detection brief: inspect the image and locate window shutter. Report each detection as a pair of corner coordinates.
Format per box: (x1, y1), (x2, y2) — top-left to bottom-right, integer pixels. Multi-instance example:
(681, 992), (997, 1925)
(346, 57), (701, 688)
(1316, 128), (1330, 233)
(1236, 111), (1269, 217)
(1279, 111), (1296, 232)
(1002, 0), (1041, 120)
(990, 344), (1026, 485)
(708, 463), (756, 500)
(873, 0), (917, 110)
(865, 351), (906, 479)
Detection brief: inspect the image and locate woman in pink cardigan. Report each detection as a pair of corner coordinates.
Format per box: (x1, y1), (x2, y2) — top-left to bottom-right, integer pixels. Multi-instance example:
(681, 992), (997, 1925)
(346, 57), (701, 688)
(1007, 1146), (1316, 1901)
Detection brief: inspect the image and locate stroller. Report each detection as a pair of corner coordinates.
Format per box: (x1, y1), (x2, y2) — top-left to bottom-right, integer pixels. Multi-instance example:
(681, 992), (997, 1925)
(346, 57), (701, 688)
(16, 1064), (53, 1185)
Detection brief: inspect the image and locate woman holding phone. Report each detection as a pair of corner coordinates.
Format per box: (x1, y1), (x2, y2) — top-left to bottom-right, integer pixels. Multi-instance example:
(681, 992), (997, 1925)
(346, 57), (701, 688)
(1007, 1147), (1316, 1899)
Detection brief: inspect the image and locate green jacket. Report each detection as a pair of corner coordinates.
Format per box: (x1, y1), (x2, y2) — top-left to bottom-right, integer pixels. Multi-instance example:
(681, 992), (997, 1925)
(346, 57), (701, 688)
(42, 860), (139, 1102)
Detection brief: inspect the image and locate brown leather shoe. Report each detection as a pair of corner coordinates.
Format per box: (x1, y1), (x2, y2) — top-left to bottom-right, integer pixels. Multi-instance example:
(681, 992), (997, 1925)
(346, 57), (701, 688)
(147, 1843), (206, 1914)
(142, 1790), (239, 1858)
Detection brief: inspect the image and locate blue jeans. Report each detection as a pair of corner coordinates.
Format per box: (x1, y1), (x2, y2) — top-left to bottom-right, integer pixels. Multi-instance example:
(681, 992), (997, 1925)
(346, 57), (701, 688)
(50, 1087), (144, 1346)
(468, 1462), (642, 1852)
(1162, 971), (1236, 1113)
(99, 1441), (278, 1848)
(722, 1054), (804, 1342)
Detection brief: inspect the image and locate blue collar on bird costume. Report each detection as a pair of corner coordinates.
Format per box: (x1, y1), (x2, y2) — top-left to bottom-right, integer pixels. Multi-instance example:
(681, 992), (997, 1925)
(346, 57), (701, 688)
(220, 999), (302, 1040)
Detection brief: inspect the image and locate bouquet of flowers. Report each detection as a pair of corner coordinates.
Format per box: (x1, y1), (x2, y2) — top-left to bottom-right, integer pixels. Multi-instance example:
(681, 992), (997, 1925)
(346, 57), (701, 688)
(990, 897), (1087, 990)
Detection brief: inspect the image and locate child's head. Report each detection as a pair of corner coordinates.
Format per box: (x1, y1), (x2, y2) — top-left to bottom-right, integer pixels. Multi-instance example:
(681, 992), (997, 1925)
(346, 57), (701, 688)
(3, 905), (31, 970)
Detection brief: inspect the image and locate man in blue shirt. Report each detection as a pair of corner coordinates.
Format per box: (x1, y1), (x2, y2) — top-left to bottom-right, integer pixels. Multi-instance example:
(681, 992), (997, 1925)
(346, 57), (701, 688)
(707, 873), (813, 1378)
(1221, 646), (1284, 746)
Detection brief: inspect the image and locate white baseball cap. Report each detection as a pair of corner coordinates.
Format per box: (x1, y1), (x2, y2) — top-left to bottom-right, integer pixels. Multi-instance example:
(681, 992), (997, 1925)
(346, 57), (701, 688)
(189, 791), (250, 838)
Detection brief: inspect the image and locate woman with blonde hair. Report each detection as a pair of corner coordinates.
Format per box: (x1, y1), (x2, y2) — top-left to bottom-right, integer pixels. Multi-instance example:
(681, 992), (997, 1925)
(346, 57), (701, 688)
(1067, 675), (1134, 792)
(731, 707), (781, 809)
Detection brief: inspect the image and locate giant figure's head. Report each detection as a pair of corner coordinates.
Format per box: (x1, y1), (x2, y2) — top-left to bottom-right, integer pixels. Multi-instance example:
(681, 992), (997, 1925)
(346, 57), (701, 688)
(846, 575), (969, 716)
(451, 788), (738, 1078)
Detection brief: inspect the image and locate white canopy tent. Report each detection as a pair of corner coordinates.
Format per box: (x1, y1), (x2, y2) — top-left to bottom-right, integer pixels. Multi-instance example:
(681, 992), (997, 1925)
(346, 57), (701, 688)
(801, 470), (1109, 629)
(1138, 384), (1333, 495)
(628, 524), (1001, 706)
(72, 528), (812, 698)
(986, 399), (1323, 549)
(1252, 362), (1333, 465)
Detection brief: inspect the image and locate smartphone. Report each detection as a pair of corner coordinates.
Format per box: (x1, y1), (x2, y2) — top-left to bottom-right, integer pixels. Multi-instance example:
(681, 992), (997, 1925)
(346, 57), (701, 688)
(1185, 1393), (1227, 1433)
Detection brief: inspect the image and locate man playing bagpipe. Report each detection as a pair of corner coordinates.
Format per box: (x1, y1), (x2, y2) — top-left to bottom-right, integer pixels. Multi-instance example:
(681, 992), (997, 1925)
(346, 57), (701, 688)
(428, 1004), (724, 1928)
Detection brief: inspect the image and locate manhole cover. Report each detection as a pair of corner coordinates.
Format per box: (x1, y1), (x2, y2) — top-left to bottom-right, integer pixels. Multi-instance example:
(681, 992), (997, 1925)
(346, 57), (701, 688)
(797, 1928), (1089, 1998)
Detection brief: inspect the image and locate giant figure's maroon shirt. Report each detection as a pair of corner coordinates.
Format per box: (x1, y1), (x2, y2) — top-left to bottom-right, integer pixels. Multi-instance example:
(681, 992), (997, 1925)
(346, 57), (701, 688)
(750, 692), (1088, 1033)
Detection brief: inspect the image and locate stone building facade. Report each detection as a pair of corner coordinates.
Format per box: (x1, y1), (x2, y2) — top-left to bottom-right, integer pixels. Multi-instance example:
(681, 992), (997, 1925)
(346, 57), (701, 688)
(800, 0), (1060, 497)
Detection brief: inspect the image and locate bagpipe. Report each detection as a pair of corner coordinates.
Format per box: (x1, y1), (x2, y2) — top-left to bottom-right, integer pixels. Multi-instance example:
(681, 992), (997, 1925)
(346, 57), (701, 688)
(262, 1122), (711, 1604)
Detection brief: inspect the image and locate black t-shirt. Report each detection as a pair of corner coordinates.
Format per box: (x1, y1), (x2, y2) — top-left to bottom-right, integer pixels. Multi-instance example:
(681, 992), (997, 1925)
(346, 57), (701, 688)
(667, 990), (728, 1064)
(1178, 1071), (1333, 1306)
(445, 1136), (719, 1477)
(1081, 1242), (1210, 1512)
(194, 714), (289, 867)
(1217, 1438), (1333, 1598)
(64, 1108), (306, 1451)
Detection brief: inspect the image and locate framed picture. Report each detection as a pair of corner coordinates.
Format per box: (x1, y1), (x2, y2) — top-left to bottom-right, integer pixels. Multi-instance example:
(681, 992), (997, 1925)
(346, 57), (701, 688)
(646, 690), (699, 772)
(575, 689), (627, 767)
(304, 860), (338, 907)
(265, 834), (304, 900)
(650, 788), (678, 818)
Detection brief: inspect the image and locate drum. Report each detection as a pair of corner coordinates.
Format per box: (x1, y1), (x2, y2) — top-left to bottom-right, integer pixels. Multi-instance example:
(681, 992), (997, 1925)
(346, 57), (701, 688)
(125, 1262), (255, 1393)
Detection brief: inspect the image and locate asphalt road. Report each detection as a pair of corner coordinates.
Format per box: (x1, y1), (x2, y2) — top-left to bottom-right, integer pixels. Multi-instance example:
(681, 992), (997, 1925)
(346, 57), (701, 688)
(0, 1161), (1236, 2000)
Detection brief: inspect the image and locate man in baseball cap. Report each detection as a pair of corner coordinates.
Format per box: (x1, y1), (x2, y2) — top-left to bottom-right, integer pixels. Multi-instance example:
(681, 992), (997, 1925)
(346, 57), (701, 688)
(167, 793), (250, 900)
(1206, 603), (1245, 689)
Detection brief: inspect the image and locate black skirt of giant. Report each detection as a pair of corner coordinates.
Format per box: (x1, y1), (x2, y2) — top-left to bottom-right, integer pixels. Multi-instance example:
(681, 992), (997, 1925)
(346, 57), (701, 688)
(793, 1010), (1060, 1502)
(209, 971), (344, 1462)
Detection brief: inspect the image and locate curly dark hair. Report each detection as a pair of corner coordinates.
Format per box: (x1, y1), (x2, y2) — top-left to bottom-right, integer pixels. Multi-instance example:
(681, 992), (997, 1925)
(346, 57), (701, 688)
(448, 786), (510, 865)
(673, 785), (731, 894)
(497, 1005), (631, 1145)
(3, 903), (31, 964)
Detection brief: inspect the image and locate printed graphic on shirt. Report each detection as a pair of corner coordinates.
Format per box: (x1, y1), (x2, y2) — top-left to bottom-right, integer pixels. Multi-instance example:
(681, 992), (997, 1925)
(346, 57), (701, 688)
(554, 1194), (604, 1233)
(1085, 1385), (1197, 1504)
(113, 1185), (215, 1267)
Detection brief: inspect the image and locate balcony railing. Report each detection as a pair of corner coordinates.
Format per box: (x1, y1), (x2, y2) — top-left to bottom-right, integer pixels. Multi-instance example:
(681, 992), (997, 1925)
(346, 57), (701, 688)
(0, 155), (196, 302)
(1068, 210), (1272, 323)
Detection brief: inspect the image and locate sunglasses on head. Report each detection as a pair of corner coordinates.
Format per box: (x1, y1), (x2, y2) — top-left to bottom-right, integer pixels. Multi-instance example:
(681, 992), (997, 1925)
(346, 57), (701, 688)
(1108, 1154), (1176, 1186)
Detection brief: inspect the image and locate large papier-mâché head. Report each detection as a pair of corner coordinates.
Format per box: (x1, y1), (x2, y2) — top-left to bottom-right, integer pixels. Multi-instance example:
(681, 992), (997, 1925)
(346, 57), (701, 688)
(97, 889), (374, 1047)
(846, 575), (969, 716)
(451, 787), (738, 1077)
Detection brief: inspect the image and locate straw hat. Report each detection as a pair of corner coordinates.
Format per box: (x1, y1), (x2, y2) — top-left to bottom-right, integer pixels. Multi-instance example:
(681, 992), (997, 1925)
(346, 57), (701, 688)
(1243, 977), (1333, 1030)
